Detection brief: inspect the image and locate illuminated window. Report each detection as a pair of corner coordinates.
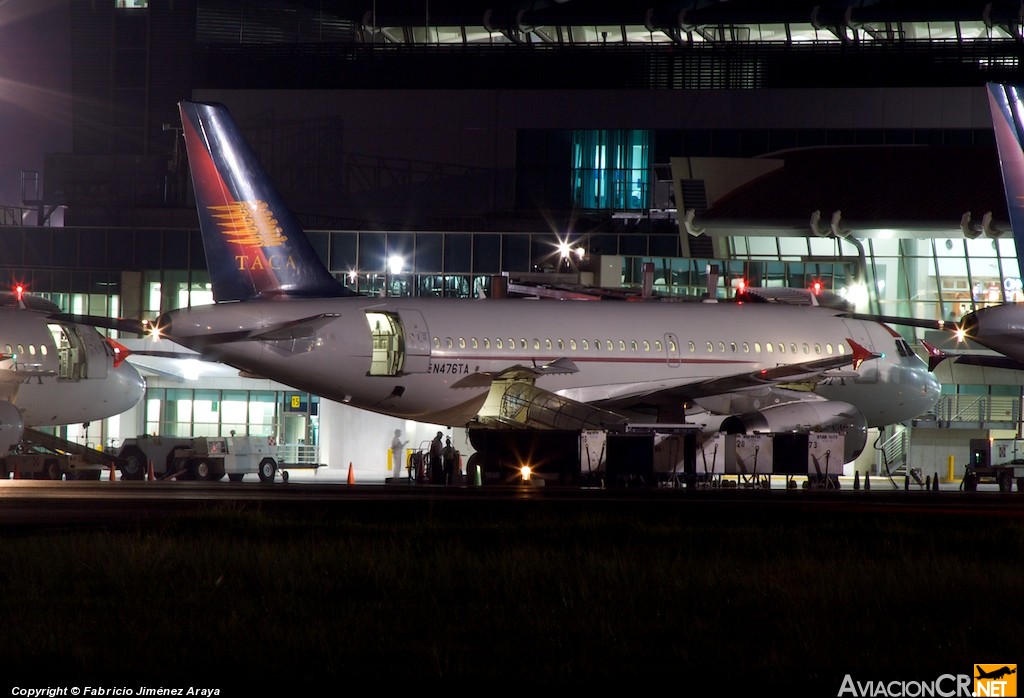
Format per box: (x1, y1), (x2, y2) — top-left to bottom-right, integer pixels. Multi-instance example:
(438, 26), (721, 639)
(520, 339), (527, 350)
(583, 340), (590, 351)
(802, 343), (809, 354)
(765, 342), (772, 353)
(571, 130), (651, 211)
(706, 341), (714, 353)
(838, 344), (846, 355)
(557, 339), (564, 350)
(533, 339), (540, 350)
(496, 338), (503, 349)
(483, 338), (490, 349)
(570, 339), (577, 350)
(28, 345), (35, 356)
(791, 343), (798, 354)
(655, 340), (663, 351)
(470, 338), (478, 349)
(668, 339), (677, 353)
(619, 340), (626, 351)
(116, 0), (149, 8)
(688, 341), (695, 352)
(718, 342), (726, 352)
(778, 343), (786, 354)
(826, 343), (833, 355)
(643, 340), (650, 352)
(606, 340), (613, 351)
(458, 338), (466, 349)
(754, 342), (761, 353)
(730, 342), (737, 353)
(432, 337), (440, 348)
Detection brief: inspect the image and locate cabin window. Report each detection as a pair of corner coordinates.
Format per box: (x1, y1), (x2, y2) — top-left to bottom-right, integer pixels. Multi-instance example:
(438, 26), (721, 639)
(583, 340), (590, 351)
(754, 342), (761, 353)
(508, 338), (515, 349)
(668, 339), (677, 353)
(814, 343), (821, 355)
(607, 340), (614, 351)
(643, 340), (650, 352)
(570, 339), (576, 350)
(790, 343), (798, 354)
(743, 342), (749, 353)
(533, 339), (540, 350)
(778, 343), (785, 354)
(765, 342), (773, 353)
(520, 339), (527, 350)
(838, 344), (846, 354)
(730, 342), (737, 353)
(39, 345), (47, 356)
(496, 338), (503, 349)
(826, 343), (833, 355)
(556, 339), (563, 350)
(433, 337), (440, 349)
(619, 340), (626, 351)
(655, 340), (663, 351)
(470, 338), (478, 349)
(706, 341), (714, 353)
(458, 338), (466, 349)
(484, 338), (490, 349)
(718, 342), (726, 352)
(28, 345), (36, 356)
(688, 341), (695, 352)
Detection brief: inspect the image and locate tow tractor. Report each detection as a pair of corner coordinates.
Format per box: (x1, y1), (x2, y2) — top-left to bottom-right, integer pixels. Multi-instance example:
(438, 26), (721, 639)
(963, 438), (1024, 492)
(117, 434), (321, 482)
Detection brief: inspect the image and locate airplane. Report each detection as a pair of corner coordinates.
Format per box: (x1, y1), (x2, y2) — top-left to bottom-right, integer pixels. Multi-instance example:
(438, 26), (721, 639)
(976, 666), (1016, 680)
(140, 100), (941, 470)
(870, 83), (1024, 367)
(0, 289), (145, 459)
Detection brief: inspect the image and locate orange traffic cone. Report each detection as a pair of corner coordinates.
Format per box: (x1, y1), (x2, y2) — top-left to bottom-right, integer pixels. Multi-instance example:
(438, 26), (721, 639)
(109, 463), (117, 481)
(347, 462), (355, 485)
(147, 460), (155, 481)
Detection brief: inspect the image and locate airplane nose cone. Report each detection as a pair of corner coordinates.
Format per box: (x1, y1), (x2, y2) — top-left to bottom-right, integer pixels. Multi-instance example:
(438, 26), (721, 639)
(113, 360), (146, 413)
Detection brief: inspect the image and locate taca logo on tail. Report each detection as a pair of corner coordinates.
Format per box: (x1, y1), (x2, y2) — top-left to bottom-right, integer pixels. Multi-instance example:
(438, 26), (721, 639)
(178, 101), (356, 301)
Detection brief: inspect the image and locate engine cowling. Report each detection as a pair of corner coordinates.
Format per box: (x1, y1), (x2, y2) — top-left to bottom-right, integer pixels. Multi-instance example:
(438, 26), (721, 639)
(719, 400), (867, 463)
(0, 401), (25, 454)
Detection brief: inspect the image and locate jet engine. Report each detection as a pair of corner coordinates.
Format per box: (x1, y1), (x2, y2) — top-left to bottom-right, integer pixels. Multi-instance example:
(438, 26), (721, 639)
(0, 401), (24, 454)
(719, 400), (867, 462)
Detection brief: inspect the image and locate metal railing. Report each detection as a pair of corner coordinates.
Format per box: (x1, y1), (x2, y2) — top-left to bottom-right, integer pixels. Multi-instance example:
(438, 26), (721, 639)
(931, 395), (1021, 427)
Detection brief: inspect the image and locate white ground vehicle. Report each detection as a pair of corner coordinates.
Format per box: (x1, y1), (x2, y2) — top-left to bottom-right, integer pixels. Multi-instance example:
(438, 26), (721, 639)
(118, 434), (305, 482)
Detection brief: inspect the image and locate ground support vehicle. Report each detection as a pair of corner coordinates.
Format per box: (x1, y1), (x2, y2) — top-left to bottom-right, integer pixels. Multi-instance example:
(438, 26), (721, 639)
(0, 428), (118, 480)
(963, 438), (1024, 492)
(118, 434), (321, 482)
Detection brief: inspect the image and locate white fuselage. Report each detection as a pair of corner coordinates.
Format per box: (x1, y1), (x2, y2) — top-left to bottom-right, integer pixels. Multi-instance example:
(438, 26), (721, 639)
(0, 308), (145, 426)
(163, 297), (940, 429)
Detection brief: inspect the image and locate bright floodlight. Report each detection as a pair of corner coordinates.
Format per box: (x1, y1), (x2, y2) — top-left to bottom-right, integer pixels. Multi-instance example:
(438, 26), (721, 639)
(388, 255), (405, 275)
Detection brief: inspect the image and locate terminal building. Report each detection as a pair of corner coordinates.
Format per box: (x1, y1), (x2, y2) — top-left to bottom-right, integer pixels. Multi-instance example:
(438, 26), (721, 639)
(7, 0), (1024, 480)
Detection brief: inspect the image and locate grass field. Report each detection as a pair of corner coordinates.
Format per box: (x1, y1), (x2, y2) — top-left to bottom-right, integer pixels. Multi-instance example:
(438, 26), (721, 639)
(0, 497), (1020, 693)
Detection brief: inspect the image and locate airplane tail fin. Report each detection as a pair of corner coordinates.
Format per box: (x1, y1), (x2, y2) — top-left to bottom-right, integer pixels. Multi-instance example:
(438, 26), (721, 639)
(987, 83), (1024, 270)
(178, 101), (356, 301)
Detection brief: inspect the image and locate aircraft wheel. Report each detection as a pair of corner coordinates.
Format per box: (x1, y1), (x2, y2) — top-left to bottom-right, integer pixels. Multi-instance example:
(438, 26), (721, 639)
(42, 459), (62, 481)
(228, 473), (244, 483)
(258, 457), (277, 483)
(191, 460), (212, 481)
(999, 472), (1014, 492)
(119, 446), (147, 480)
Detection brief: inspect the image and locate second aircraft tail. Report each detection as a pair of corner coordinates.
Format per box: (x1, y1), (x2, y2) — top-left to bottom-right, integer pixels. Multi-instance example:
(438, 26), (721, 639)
(988, 83), (1024, 258)
(178, 101), (355, 301)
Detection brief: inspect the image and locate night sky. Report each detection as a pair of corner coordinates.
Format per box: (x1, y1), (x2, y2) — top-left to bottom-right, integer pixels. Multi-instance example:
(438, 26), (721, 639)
(0, 1), (71, 217)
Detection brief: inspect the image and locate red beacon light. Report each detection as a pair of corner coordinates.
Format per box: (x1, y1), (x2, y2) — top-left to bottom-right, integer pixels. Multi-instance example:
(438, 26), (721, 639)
(810, 281), (823, 295)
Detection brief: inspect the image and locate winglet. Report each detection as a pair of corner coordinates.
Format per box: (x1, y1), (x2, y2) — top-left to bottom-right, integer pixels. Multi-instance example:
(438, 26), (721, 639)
(106, 338), (132, 368)
(919, 339), (948, 372)
(846, 338), (879, 371)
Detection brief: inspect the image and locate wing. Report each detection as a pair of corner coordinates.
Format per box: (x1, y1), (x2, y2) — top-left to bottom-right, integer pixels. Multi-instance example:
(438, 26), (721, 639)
(579, 338), (878, 413)
(461, 339), (879, 430)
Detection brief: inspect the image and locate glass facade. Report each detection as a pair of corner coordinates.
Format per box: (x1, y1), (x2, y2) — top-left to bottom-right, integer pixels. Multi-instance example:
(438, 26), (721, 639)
(571, 130), (650, 211)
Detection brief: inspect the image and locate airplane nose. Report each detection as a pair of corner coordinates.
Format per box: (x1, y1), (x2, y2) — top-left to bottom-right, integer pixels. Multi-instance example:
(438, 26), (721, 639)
(114, 360), (146, 412)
